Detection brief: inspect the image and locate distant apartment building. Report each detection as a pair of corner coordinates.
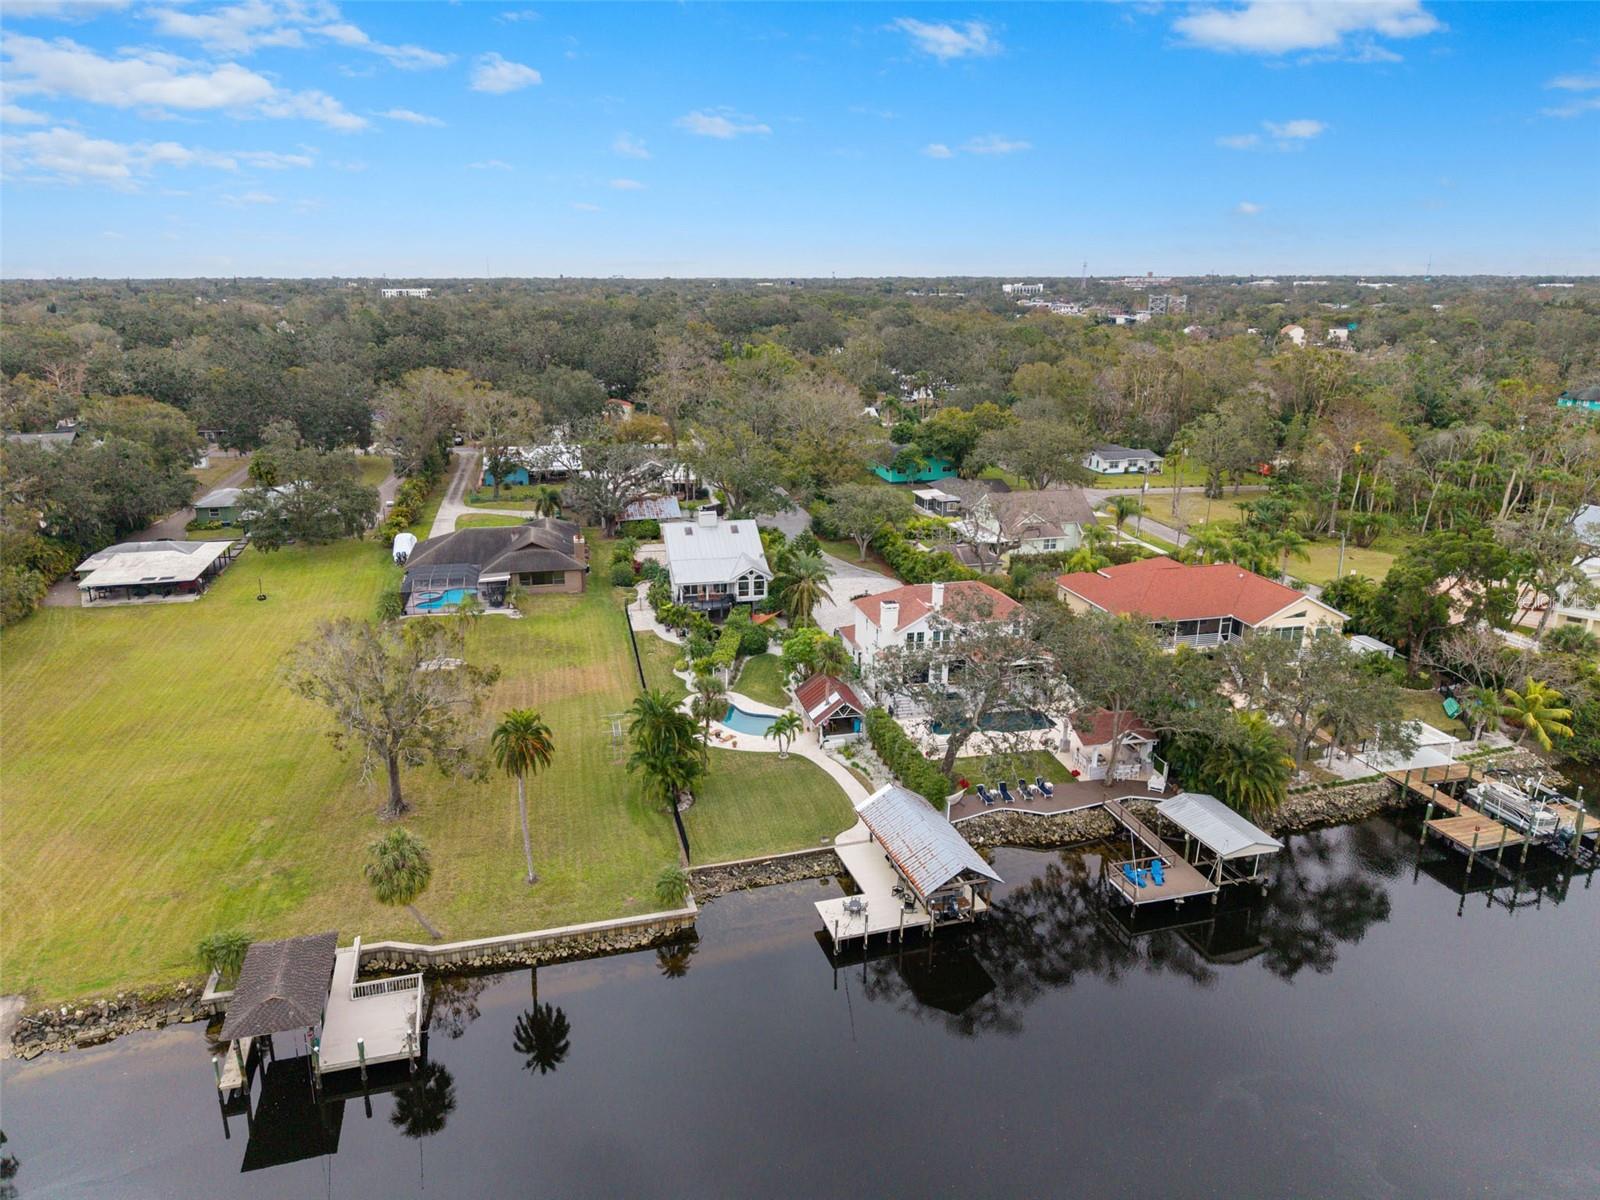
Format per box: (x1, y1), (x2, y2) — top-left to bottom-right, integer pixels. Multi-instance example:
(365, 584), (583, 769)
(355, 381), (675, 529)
(1146, 293), (1188, 316)
(381, 287), (433, 299)
(1002, 282), (1045, 296)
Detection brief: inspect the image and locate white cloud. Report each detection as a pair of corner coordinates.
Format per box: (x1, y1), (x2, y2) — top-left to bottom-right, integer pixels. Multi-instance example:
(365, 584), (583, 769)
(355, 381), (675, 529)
(612, 131), (650, 159)
(922, 142), (953, 158)
(1, 102), (53, 125)
(221, 189), (278, 205)
(470, 52), (541, 93)
(381, 107), (445, 126)
(891, 17), (1001, 62)
(499, 9), (541, 22)
(3, 33), (368, 130)
(1264, 118), (1326, 140)
(235, 148), (314, 168)
(1542, 73), (1600, 117)
(674, 108), (771, 138)
(608, 177), (645, 190)
(1, 125), (236, 187)
(1235, 200), (1263, 215)
(1548, 73), (1600, 92)
(1218, 118), (1326, 150)
(963, 133), (1030, 155)
(1, 0), (132, 18)
(1542, 95), (1600, 118)
(312, 20), (453, 70)
(570, 201), (601, 212)
(1174, 1), (1441, 57)
(468, 158), (512, 170)
(146, 1), (306, 55)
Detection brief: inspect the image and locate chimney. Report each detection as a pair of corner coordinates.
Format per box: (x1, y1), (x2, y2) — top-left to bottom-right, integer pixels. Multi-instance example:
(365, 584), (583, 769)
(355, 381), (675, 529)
(696, 508), (718, 528)
(931, 581), (945, 610)
(879, 600), (899, 634)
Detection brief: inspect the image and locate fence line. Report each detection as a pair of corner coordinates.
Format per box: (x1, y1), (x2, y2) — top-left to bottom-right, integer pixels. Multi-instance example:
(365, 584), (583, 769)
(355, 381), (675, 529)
(619, 595), (693, 863)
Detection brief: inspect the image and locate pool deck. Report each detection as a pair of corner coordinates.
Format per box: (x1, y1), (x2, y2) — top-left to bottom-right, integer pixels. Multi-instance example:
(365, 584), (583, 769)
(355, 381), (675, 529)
(949, 773), (1180, 823)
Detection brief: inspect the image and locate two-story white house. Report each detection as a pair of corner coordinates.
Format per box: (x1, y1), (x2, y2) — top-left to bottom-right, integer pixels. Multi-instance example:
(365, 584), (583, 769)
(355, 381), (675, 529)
(955, 487), (1097, 566)
(661, 509), (772, 618)
(841, 580), (1020, 686)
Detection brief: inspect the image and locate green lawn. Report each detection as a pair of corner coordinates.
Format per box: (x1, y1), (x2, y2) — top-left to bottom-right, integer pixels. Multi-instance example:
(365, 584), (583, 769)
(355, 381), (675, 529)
(955, 750), (1075, 788)
(635, 627), (686, 695)
(2, 535), (850, 1003)
(465, 482), (557, 509)
(1086, 459), (1210, 490)
(1397, 687), (1469, 739)
(456, 514), (526, 529)
(816, 537), (899, 577)
(685, 751), (853, 862)
(188, 454), (246, 496)
(356, 455), (394, 488)
(734, 653), (791, 706)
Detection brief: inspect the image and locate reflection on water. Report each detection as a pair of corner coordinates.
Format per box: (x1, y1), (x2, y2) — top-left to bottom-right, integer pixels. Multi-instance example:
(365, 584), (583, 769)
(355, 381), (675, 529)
(5, 814), (1598, 1199)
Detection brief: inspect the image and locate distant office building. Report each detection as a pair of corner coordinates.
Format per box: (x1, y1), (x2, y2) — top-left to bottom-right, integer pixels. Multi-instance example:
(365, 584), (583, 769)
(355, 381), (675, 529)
(1002, 282), (1045, 296)
(1147, 293), (1188, 316)
(380, 287), (433, 299)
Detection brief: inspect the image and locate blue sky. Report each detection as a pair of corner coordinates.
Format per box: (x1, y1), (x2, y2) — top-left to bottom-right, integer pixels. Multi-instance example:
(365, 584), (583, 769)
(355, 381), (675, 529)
(2, 1), (1596, 278)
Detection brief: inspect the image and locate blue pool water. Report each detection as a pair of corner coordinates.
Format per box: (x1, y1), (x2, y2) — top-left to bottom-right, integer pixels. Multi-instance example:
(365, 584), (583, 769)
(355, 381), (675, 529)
(414, 587), (474, 612)
(723, 704), (780, 735)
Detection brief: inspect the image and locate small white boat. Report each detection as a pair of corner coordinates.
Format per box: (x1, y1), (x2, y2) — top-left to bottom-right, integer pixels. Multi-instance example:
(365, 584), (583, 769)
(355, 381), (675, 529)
(1467, 779), (1560, 836)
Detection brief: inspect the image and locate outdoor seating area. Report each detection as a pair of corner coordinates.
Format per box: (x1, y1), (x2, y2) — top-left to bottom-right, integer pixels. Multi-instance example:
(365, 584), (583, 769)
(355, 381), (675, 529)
(948, 770), (1181, 824)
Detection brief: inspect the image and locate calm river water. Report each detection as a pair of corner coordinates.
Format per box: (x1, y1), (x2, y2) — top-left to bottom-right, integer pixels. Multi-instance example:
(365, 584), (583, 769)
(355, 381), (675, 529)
(4, 814), (1597, 1199)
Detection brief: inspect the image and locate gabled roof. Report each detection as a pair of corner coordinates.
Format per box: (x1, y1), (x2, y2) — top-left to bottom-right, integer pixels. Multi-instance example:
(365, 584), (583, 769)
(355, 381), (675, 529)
(406, 519), (584, 583)
(853, 580), (1018, 633)
(661, 512), (771, 587)
(220, 931), (338, 1040)
(1070, 708), (1154, 747)
(1056, 556), (1335, 626)
(794, 673), (865, 723)
(855, 784), (1001, 901)
(621, 495), (682, 522)
(1156, 793), (1283, 860)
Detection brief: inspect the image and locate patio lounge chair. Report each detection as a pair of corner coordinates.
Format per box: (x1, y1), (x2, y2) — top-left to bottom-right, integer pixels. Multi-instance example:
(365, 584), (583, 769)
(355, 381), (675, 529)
(1120, 863), (1144, 888)
(1035, 775), (1055, 797)
(1149, 859), (1166, 886)
(998, 780), (1016, 805)
(977, 784), (997, 807)
(1019, 778), (1039, 801)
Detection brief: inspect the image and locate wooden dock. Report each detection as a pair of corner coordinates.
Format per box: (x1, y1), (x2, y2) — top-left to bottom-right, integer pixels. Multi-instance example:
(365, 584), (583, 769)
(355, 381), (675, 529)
(816, 835), (988, 950)
(316, 943), (423, 1077)
(1425, 812), (1527, 855)
(1393, 763), (1597, 865)
(1102, 799), (1218, 906)
(1388, 764), (1475, 813)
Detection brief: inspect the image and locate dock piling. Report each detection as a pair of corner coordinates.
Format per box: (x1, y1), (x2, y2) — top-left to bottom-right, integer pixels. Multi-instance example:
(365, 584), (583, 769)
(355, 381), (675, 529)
(1420, 801), (1434, 843)
(212, 1054), (223, 1088)
(356, 1036), (367, 1083)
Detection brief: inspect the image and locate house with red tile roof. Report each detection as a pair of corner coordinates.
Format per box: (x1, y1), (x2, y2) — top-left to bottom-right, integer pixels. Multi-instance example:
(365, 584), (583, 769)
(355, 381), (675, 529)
(793, 673), (867, 743)
(1055, 556), (1344, 650)
(843, 580), (1020, 680)
(1064, 709), (1164, 784)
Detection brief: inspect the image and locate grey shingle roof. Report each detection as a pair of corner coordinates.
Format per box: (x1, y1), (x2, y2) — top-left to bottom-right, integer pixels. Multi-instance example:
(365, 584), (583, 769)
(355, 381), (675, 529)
(406, 519), (584, 581)
(220, 931), (338, 1040)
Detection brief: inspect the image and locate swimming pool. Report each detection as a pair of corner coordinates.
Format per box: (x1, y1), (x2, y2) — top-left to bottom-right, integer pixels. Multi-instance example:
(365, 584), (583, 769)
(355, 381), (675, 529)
(722, 704), (780, 735)
(414, 587), (475, 612)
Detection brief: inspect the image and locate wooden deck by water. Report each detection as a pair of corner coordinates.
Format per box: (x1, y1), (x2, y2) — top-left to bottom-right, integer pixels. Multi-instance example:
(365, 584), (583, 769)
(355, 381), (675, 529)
(1102, 799), (1218, 906)
(317, 945), (423, 1076)
(816, 833), (988, 949)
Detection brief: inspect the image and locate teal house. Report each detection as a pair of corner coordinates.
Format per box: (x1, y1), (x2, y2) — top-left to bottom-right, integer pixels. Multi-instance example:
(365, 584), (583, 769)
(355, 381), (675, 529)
(1557, 385), (1600, 413)
(870, 444), (958, 484)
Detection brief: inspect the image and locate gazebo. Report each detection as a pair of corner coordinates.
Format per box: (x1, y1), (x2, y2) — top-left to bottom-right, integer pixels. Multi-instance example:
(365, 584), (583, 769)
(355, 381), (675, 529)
(1155, 793), (1284, 891)
(220, 932), (338, 1058)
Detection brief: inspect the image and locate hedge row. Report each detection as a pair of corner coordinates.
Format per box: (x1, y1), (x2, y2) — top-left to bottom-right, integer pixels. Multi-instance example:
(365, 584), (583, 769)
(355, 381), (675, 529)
(865, 706), (952, 809)
(377, 472), (440, 544)
(710, 624), (741, 672)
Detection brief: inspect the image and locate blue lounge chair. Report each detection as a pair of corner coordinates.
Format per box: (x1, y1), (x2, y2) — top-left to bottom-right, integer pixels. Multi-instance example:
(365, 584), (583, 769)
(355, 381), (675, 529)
(1035, 776), (1055, 797)
(976, 784), (997, 807)
(1121, 863), (1143, 888)
(1019, 777), (1039, 801)
(998, 780), (1016, 805)
(1149, 859), (1166, 886)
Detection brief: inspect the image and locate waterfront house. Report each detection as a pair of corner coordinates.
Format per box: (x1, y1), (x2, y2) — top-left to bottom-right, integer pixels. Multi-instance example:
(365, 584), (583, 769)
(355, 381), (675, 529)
(1084, 444), (1165, 475)
(842, 579), (1019, 681)
(400, 519), (586, 613)
(1055, 556), (1345, 649)
(956, 486), (1097, 563)
(869, 442), (958, 484)
(74, 539), (241, 605)
(661, 509), (772, 617)
(794, 673), (867, 744)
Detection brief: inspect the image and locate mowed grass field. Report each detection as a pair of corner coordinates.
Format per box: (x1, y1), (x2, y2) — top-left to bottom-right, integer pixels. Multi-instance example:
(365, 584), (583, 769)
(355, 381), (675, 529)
(2, 534), (850, 1003)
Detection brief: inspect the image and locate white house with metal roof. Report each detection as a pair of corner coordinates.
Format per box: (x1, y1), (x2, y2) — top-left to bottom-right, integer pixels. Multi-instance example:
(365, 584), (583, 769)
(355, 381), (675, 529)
(661, 509), (771, 616)
(74, 539), (241, 606)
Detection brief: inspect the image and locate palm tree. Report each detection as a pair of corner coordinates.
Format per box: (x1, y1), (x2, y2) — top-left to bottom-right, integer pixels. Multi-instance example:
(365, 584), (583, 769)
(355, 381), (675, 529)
(691, 671), (728, 743)
(656, 937), (699, 978)
(1461, 685), (1501, 742)
(364, 827), (438, 937)
(512, 1003), (571, 1075)
(627, 692), (707, 812)
(491, 708), (556, 885)
(1204, 711), (1293, 820)
(529, 484), (563, 517)
(1187, 523), (1233, 565)
(1497, 678), (1574, 750)
(764, 710), (803, 757)
(1105, 494), (1144, 533)
(655, 863), (692, 907)
(1268, 528), (1312, 583)
(772, 552), (833, 625)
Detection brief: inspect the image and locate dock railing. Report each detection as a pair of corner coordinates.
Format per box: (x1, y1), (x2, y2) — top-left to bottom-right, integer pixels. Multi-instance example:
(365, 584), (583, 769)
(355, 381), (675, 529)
(351, 972), (423, 1000)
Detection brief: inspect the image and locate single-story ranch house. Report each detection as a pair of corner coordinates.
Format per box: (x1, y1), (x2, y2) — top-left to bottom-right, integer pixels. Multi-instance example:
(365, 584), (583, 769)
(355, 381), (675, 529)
(869, 443), (958, 484)
(1084, 444), (1165, 475)
(74, 539), (242, 606)
(400, 519), (587, 613)
(482, 441), (583, 487)
(662, 509), (771, 617)
(1055, 556), (1345, 649)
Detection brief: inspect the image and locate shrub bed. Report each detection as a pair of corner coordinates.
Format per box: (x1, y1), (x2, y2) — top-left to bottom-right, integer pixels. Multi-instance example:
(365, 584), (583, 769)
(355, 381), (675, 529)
(865, 706), (951, 808)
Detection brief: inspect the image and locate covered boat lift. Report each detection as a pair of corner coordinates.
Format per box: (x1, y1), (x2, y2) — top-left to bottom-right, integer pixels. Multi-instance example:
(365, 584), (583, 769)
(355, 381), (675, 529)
(1155, 792), (1284, 895)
